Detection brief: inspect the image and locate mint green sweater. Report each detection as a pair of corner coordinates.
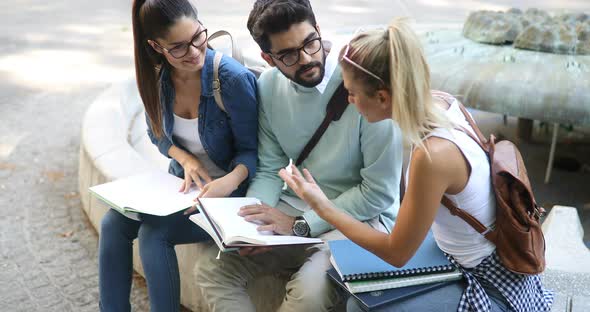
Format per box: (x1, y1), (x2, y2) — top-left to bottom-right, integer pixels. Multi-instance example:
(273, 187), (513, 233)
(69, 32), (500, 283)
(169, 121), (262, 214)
(246, 65), (403, 237)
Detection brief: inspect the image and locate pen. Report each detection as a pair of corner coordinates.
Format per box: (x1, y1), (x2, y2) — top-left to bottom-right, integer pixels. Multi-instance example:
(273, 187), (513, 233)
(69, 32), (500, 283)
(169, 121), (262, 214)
(282, 158), (293, 190)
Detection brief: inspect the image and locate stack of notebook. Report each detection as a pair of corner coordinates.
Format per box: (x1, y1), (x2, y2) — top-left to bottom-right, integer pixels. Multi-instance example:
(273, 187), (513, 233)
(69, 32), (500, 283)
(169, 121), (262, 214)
(327, 269), (454, 311)
(327, 232), (463, 310)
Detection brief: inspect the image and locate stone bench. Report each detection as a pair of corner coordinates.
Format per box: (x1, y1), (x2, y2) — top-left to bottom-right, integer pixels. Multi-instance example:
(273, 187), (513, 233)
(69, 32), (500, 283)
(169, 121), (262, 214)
(79, 77), (590, 311)
(78, 79), (287, 311)
(541, 206), (590, 311)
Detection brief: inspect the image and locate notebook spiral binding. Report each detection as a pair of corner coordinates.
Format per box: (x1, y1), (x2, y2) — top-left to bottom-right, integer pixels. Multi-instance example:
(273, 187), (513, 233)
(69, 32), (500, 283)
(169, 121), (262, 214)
(344, 264), (455, 282)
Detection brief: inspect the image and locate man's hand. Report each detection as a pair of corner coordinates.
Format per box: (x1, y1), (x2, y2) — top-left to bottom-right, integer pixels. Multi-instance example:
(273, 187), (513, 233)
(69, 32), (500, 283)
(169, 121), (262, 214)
(238, 203), (296, 235)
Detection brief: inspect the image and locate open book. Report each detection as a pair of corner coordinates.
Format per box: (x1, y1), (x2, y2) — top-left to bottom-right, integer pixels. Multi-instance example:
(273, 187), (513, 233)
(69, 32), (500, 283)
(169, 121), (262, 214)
(189, 197), (323, 252)
(89, 170), (199, 219)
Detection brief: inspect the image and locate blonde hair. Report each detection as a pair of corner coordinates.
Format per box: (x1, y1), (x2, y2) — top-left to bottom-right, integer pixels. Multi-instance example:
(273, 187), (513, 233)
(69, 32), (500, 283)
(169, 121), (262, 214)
(340, 18), (453, 154)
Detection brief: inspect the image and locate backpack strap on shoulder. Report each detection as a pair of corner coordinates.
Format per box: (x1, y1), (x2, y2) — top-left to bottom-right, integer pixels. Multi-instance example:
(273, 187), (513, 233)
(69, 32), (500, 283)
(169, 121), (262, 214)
(456, 125), (490, 152)
(456, 103), (488, 145)
(431, 91), (489, 150)
(438, 98), (497, 242)
(212, 51), (226, 113)
(209, 30), (244, 65)
(441, 196), (496, 242)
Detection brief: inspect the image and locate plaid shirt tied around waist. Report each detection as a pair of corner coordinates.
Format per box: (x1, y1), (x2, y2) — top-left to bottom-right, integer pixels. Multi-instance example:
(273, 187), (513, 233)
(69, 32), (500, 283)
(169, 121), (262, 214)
(448, 251), (554, 312)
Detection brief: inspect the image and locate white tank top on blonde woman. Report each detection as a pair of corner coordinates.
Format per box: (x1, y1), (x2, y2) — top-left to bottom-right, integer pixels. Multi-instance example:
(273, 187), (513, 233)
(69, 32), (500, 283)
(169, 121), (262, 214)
(406, 95), (496, 268)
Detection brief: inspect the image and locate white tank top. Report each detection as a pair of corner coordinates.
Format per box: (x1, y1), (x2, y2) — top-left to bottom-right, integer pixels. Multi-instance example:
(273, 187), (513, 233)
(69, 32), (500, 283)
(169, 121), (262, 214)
(406, 97), (496, 268)
(172, 114), (227, 179)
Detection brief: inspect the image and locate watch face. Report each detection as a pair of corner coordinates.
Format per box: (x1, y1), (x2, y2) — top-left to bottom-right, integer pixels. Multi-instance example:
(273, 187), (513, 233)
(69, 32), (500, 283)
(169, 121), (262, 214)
(293, 220), (309, 237)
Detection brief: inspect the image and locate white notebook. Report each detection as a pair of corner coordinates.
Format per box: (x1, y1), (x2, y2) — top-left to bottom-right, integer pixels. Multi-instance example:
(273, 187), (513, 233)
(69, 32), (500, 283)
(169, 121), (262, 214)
(344, 270), (462, 293)
(190, 197), (323, 252)
(89, 170), (199, 218)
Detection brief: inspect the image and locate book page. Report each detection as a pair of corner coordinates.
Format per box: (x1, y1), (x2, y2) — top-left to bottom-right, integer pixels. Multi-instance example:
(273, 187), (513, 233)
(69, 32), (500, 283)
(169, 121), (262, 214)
(198, 198), (266, 240)
(227, 234), (323, 246)
(89, 170), (199, 216)
(189, 213), (228, 252)
(198, 198), (322, 246)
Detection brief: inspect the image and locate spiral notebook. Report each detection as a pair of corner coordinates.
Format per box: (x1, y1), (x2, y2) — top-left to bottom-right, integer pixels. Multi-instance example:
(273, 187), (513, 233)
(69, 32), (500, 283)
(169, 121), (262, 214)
(327, 268), (458, 310)
(341, 269), (462, 293)
(328, 231), (461, 285)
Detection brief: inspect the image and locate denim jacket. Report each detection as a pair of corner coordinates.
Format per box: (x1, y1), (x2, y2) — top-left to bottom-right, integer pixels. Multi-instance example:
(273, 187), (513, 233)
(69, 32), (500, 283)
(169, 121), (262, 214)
(146, 48), (258, 196)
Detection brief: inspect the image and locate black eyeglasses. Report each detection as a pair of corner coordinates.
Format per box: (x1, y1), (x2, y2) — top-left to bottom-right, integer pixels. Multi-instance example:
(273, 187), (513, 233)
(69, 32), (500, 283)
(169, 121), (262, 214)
(270, 37), (323, 67)
(153, 28), (208, 59)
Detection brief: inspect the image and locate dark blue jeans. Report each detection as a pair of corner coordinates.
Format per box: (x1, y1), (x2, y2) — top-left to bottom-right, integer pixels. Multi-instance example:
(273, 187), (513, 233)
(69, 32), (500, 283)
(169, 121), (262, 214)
(98, 209), (210, 312)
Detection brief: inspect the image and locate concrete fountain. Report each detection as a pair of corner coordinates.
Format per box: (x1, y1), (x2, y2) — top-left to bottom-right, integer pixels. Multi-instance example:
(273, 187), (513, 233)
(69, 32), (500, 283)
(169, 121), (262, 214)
(422, 8), (590, 183)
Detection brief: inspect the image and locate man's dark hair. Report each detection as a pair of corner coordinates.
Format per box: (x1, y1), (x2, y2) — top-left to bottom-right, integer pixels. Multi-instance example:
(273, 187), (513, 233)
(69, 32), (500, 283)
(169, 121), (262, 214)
(247, 0), (317, 53)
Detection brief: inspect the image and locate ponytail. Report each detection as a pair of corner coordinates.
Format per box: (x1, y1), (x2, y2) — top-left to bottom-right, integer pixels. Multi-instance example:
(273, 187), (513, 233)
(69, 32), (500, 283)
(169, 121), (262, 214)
(132, 0), (164, 138)
(131, 0), (199, 139)
(340, 18), (453, 156)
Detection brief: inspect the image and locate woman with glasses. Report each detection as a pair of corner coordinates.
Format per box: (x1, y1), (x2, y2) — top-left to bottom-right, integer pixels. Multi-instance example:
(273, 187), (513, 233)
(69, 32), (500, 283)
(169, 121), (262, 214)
(280, 18), (553, 312)
(98, 0), (258, 311)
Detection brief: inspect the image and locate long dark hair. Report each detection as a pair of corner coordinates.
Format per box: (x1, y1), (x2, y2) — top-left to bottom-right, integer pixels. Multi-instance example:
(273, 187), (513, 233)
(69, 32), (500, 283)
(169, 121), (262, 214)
(132, 0), (198, 138)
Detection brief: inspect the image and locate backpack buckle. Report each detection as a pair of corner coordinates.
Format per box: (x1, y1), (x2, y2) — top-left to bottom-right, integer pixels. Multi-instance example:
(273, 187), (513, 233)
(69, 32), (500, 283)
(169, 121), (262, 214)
(530, 205), (545, 219)
(536, 205), (546, 218)
(212, 79), (221, 91)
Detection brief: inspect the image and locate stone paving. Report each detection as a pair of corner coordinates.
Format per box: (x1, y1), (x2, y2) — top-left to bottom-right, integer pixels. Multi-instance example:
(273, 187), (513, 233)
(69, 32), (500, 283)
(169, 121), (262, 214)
(0, 88), (151, 311)
(0, 0), (149, 310)
(0, 0), (588, 311)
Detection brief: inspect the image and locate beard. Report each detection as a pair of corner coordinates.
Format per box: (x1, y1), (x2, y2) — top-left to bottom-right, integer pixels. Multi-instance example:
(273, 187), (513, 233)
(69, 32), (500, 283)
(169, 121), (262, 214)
(278, 51), (327, 88)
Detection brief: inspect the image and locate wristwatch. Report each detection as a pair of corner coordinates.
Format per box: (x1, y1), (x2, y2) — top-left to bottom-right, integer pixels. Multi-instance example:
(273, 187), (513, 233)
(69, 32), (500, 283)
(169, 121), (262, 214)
(292, 216), (311, 237)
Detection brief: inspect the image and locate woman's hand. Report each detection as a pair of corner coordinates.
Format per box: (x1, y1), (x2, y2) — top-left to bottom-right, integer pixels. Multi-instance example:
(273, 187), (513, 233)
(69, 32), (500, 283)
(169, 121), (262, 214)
(184, 164), (248, 215)
(184, 175), (238, 215)
(178, 154), (212, 193)
(279, 165), (334, 218)
(198, 173), (241, 198)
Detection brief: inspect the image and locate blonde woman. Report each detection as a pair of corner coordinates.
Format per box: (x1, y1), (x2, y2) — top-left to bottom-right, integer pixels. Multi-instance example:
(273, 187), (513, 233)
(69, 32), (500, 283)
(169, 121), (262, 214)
(280, 19), (554, 312)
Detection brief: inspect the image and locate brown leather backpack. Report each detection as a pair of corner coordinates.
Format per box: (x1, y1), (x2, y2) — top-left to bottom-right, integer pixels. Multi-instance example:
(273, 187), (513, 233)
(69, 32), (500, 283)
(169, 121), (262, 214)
(436, 92), (546, 275)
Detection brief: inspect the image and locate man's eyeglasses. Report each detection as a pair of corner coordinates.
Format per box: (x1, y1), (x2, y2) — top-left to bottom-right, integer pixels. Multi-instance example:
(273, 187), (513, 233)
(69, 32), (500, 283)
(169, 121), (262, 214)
(340, 44), (385, 85)
(153, 28), (208, 59)
(270, 37), (323, 67)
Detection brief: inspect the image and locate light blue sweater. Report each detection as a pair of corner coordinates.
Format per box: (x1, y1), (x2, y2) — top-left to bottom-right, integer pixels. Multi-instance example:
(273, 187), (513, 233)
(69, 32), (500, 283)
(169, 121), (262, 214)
(246, 65), (403, 237)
